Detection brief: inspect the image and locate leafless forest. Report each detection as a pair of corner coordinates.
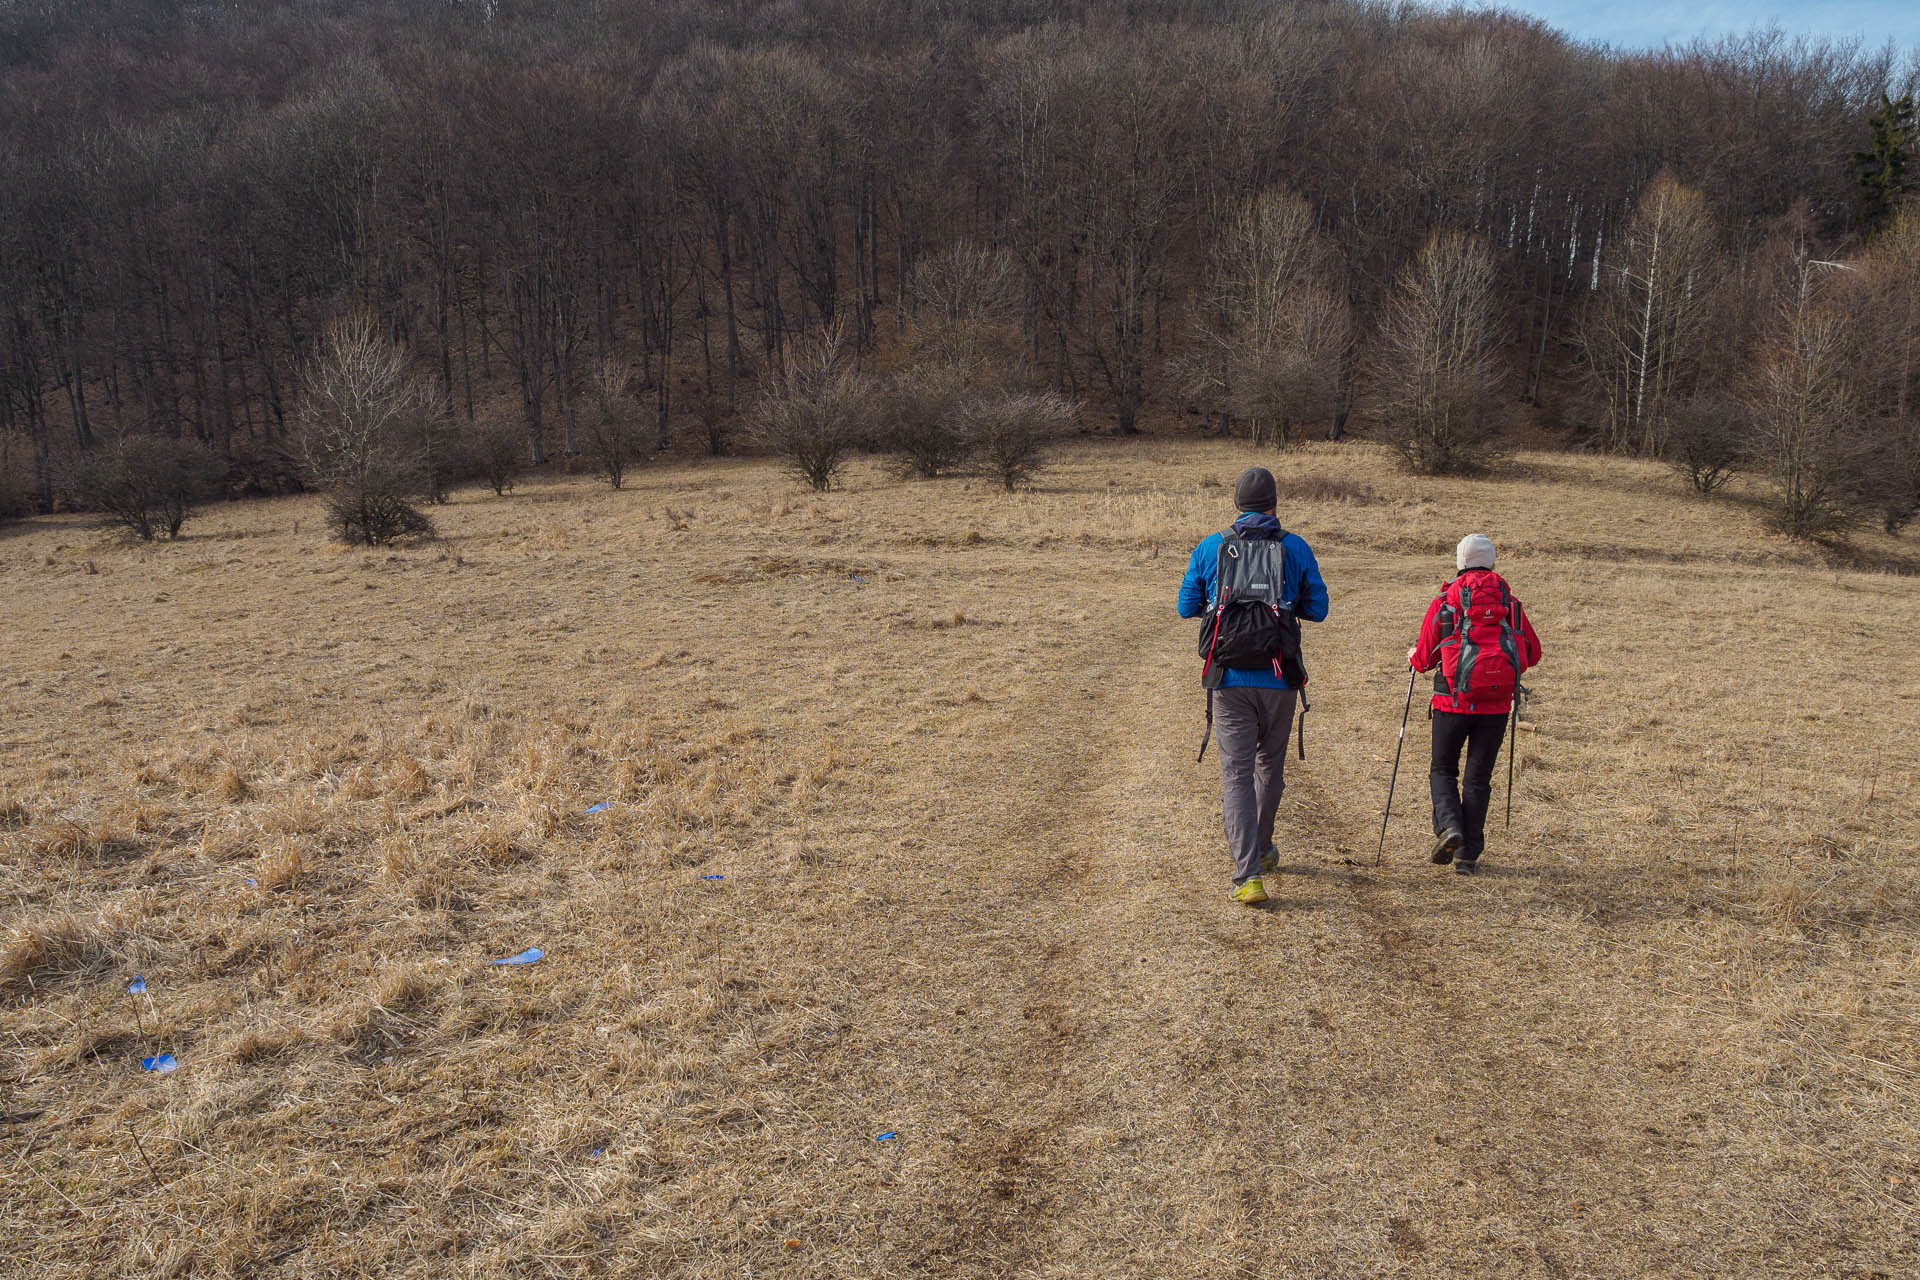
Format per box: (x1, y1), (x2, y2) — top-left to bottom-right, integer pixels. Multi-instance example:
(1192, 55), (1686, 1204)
(2, 0), (1917, 536)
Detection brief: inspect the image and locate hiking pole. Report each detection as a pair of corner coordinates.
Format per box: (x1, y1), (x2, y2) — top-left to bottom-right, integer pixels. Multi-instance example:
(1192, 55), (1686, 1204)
(1505, 682), (1529, 830)
(1196, 590), (1229, 765)
(1375, 664), (1418, 866)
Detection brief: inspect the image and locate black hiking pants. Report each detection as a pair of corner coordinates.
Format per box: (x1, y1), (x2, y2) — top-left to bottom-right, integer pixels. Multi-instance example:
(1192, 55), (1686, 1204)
(1429, 709), (1507, 861)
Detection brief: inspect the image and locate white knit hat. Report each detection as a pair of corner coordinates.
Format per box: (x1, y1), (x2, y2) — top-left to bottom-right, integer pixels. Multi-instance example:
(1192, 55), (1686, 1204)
(1456, 533), (1496, 572)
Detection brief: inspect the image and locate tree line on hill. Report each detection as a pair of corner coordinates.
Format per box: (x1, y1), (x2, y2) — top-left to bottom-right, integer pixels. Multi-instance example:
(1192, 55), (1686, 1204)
(0, 0), (1916, 541)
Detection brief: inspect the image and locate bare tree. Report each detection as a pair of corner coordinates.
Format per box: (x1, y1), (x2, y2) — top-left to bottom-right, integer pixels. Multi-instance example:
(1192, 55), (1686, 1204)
(1187, 190), (1352, 446)
(1367, 230), (1506, 474)
(294, 314), (436, 545)
(1748, 252), (1874, 538)
(902, 243), (1023, 373)
(1581, 175), (1722, 454)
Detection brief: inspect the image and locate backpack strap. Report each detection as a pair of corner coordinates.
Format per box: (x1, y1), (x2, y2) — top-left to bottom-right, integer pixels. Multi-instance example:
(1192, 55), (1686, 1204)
(1453, 580), (1479, 706)
(1497, 587), (1522, 687)
(1432, 581), (1459, 699)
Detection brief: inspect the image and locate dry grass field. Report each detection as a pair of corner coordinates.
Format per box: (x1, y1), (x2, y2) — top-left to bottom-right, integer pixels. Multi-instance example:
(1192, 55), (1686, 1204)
(3, 439), (1918, 1279)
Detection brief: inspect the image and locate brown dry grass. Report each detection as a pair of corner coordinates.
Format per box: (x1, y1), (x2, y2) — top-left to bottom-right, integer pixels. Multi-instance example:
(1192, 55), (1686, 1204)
(2, 441), (1917, 1278)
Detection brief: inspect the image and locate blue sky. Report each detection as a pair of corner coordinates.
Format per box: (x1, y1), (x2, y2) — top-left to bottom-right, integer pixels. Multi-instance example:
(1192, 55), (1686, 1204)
(1502, 2), (1920, 52)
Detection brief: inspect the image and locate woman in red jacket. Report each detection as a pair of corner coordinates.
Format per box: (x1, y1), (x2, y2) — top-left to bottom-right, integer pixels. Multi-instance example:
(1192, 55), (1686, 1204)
(1406, 534), (1542, 874)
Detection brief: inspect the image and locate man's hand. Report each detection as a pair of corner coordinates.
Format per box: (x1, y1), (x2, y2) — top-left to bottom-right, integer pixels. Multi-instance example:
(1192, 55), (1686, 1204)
(1407, 646), (1419, 670)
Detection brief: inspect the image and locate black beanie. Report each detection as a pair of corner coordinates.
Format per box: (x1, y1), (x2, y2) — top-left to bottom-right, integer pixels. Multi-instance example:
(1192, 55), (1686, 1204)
(1233, 466), (1277, 513)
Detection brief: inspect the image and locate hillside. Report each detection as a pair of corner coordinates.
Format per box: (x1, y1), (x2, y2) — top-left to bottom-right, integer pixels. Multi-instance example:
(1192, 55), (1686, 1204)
(3, 441), (1918, 1277)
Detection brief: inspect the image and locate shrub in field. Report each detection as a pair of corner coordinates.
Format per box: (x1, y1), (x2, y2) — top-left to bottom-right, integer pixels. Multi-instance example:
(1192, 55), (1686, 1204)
(294, 314), (437, 545)
(65, 435), (222, 541)
(750, 329), (873, 492)
(1880, 419), (1920, 534)
(1663, 397), (1748, 494)
(329, 490), (436, 544)
(474, 414), (523, 496)
(583, 359), (647, 490)
(878, 365), (972, 478)
(964, 389), (1074, 490)
(413, 412), (470, 506)
(0, 451), (32, 521)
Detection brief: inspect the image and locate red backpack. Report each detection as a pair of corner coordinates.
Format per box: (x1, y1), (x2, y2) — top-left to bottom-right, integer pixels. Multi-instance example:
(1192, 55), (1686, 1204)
(1433, 570), (1523, 711)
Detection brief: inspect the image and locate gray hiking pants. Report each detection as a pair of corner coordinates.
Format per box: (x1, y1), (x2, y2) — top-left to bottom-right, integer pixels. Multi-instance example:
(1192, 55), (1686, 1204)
(1213, 687), (1298, 884)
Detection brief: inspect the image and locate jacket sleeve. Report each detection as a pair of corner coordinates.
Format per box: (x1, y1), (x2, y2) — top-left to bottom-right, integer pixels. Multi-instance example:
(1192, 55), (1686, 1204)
(1289, 538), (1330, 623)
(1410, 596), (1444, 671)
(1514, 598), (1542, 672)
(1177, 541), (1212, 619)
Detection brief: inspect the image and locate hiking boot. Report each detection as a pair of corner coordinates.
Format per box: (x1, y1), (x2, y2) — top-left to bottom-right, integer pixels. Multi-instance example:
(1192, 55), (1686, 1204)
(1260, 844), (1279, 875)
(1453, 857), (1480, 876)
(1430, 828), (1464, 865)
(1230, 877), (1268, 905)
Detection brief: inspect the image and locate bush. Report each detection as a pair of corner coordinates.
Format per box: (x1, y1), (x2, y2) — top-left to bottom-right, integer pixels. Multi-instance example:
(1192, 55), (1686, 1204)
(1870, 416), (1919, 534)
(474, 416), (524, 496)
(751, 330), (873, 492)
(0, 463), (37, 522)
(413, 413), (470, 505)
(1663, 397), (1748, 494)
(964, 389), (1074, 490)
(877, 367), (972, 478)
(66, 435), (222, 541)
(326, 488), (437, 545)
(294, 314), (436, 545)
(1232, 346), (1340, 448)
(1378, 374), (1505, 475)
(583, 359), (647, 490)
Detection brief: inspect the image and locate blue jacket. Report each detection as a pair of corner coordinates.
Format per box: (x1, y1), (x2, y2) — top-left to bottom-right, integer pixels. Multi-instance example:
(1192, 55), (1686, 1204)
(1178, 513), (1330, 689)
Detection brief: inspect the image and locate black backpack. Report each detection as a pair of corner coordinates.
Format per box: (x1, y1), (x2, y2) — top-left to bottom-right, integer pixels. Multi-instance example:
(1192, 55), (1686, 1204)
(1196, 527), (1308, 691)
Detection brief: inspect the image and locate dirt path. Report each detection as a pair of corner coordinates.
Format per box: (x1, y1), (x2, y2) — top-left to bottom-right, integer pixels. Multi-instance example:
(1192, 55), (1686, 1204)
(814, 582), (1905, 1278)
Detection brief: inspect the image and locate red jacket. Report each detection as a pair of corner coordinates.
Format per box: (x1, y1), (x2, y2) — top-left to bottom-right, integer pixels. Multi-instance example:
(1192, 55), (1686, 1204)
(1411, 568), (1541, 715)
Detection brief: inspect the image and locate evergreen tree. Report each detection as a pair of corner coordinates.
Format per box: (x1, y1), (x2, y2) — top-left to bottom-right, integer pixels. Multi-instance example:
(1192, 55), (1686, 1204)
(1852, 93), (1917, 235)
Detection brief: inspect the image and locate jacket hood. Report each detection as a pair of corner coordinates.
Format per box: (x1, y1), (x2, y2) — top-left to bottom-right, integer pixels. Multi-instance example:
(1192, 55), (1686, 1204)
(1233, 512), (1286, 536)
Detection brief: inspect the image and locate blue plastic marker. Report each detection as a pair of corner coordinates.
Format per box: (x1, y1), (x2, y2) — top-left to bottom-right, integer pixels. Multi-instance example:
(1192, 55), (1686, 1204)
(490, 947), (544, 966)
(874, 1131), (897, 1141)
(141, 1053), (177, 1074)
(701, 874), (725, 881)
(127, 976), (147, 995)
(585, 802), (612, 815)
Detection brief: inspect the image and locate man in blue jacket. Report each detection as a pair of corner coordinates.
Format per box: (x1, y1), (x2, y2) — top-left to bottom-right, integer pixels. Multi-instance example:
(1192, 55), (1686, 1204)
(1178, 467), (1330, 904)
